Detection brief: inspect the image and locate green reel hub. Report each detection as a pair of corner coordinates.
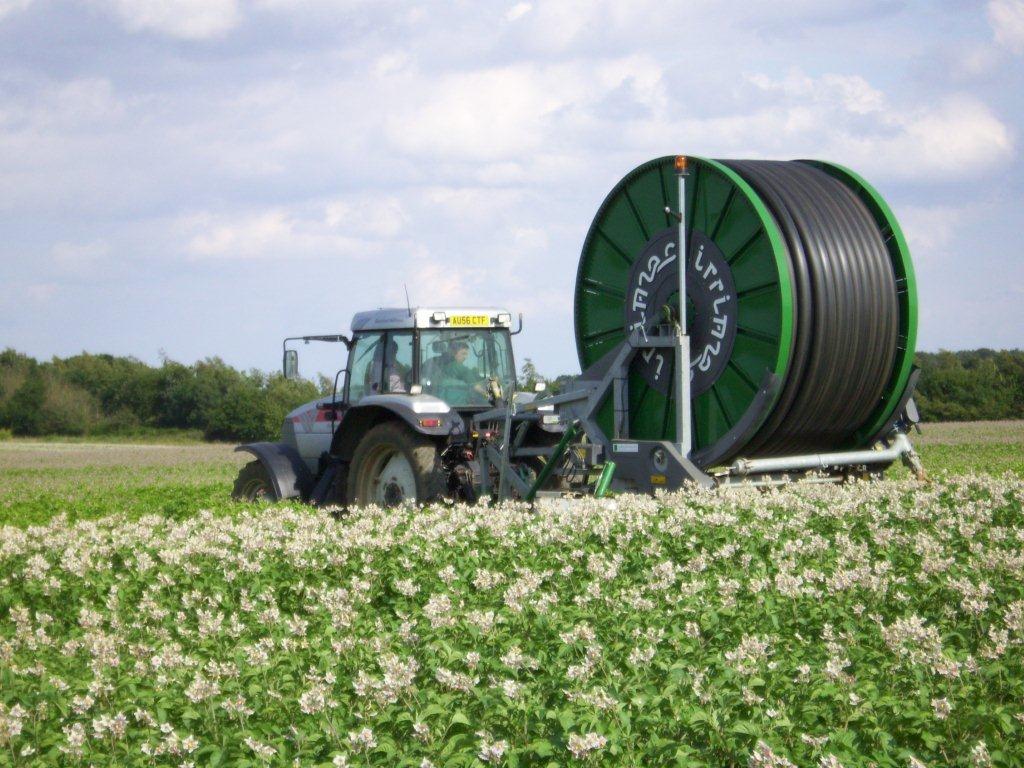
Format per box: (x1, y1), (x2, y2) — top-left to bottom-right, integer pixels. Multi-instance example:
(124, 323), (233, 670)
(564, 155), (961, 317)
(573, 156), (917, 467)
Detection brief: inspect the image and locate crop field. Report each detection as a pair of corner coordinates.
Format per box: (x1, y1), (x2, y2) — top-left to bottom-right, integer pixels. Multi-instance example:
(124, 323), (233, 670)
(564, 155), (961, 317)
(0, 423), (1022, 767)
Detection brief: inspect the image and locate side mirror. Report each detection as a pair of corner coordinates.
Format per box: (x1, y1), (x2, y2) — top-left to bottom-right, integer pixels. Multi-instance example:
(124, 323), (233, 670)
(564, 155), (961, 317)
(534, 381), (546, 393)
(283, 349), (299, 380)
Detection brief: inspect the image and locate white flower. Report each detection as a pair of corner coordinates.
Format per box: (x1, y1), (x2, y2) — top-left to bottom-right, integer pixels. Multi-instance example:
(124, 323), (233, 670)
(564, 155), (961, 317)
(423, 593), (455, 628)
(435, 667), (478, 693)
(567, 731), (608, 759)
(184, 673), (220, 704)
(348, 727), (377, 752)
(477, 732), (508, 764)
(748, 740), (796, 768)
(931, 697), (951, 720)
(299, 685), (327, 714)
(244, 736), (276, 759)
(395, 578), (419, 597)
(497, 678), (522, 700)
(627, 645), (656, 666)
(725, 635), (772, 675)
(971, 740), (991, 768)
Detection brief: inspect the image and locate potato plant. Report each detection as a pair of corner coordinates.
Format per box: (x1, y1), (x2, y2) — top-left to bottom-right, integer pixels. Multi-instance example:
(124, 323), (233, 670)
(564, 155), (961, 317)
(1, 475), (1023, 767)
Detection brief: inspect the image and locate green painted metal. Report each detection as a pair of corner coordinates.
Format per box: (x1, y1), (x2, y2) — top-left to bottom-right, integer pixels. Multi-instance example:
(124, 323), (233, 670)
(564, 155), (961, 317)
(524, 420), (579, 502)
(593, 461), (615, 498)
(574, 156), (794, 463)
(799, 161), (919, 446)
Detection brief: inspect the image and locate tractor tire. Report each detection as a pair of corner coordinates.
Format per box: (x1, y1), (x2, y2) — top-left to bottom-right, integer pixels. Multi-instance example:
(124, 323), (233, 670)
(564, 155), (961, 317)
(232, 460), (276, 502)
(346, 421), (445, 507)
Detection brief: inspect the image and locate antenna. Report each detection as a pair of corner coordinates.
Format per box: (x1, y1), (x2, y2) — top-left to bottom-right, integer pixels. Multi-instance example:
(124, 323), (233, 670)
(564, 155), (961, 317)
(404, 284), (412, 317)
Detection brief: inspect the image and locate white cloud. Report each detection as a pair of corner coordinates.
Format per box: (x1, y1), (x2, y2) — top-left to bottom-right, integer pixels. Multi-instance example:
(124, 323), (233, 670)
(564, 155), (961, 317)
(384, 56), (667, 161)
(893, 97), (1013, 172)
(988, 0), (1024, 53)
(184, 196), (412, 260)
(104, 0), (240, 39)
(748, 72), (885, 115)
(324, 196), (407, 239)
(372, 52), (411, 78)
(0, 77), (123, 129)
(505, 2), (532, 22)
(0, 0), (33, 21)
(389, 261), (483, 307)
(186, 209), (293, 258)
(896, 205), (966, 257)
(734, 72), (1014, 180)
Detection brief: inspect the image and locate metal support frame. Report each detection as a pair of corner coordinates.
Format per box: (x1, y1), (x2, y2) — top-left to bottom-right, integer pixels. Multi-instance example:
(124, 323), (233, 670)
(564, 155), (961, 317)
(676, 160), (692, 458)
(473, 322), (716, 497)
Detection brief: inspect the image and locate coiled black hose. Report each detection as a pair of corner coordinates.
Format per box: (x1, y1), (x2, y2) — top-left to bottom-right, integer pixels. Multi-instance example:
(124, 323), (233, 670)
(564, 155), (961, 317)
(721, 160), (899, 455)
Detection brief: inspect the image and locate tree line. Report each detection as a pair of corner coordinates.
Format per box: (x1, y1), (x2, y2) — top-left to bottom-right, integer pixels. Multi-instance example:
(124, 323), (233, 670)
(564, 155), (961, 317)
(1, 348), (1021, 441)
(0, 349), (321, 441)
(913, 349), (1024, 422)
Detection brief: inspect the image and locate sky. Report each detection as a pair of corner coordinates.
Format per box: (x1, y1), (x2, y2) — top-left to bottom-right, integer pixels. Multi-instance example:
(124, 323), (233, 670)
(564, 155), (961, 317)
(1, 0), (1023, 381)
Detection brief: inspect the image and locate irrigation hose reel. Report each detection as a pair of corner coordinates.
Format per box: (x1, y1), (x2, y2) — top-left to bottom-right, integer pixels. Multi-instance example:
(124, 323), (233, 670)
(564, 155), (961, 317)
(477, 155), (922, 494)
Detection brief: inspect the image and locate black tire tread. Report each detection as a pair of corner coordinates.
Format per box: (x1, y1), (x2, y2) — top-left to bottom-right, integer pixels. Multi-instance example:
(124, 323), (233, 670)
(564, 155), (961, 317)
(232, 460), (276, 501)
(345, 421), (445, 506)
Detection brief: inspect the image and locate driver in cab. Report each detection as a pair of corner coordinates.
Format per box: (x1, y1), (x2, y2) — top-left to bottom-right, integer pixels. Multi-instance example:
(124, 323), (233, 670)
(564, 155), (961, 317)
(427, 340), (488, 399)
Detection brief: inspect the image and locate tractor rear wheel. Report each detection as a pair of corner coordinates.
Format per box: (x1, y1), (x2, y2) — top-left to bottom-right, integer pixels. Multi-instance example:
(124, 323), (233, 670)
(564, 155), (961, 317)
(346, 421), (445, 507)
(232, 461), (276, 502)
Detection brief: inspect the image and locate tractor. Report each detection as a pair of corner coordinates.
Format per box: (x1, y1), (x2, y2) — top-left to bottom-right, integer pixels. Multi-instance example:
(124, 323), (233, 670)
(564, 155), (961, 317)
(232, 307), (563, 507)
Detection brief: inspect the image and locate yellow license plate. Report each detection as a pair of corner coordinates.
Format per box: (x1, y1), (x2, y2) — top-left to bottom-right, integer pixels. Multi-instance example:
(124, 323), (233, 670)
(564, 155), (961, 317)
(449, 314), (490, 327)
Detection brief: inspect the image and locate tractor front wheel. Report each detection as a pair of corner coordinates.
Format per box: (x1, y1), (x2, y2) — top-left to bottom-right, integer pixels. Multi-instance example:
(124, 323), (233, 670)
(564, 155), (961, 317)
(346, 421), (445, 507)
(232, 461), (276, 502)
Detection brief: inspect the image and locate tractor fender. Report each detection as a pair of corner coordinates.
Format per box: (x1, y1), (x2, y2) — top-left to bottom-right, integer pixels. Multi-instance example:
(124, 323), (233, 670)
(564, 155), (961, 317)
(235, 442), (315, 500)
(330, 401), (462, 461)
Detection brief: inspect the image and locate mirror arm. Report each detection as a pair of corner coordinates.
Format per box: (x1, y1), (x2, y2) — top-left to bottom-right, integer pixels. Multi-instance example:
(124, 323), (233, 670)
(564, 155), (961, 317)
(283, 334), (352, 350)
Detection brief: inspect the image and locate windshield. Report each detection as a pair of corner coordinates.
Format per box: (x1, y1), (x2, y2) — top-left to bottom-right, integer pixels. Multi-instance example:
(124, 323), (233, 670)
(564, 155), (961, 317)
(419, 329), (515, 406)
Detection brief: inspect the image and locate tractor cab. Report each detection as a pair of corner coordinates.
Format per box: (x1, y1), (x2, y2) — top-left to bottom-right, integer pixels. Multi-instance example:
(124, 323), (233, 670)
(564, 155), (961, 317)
(343, 308), (517, 410)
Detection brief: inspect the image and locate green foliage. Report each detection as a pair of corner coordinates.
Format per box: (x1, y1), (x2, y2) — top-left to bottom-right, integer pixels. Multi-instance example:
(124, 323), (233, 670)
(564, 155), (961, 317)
(4, 361), (46, 435)
(519, 358), (541, 390)
(0, 349), (320, 442)
(1, 467), (1023, 766)
(914, 349), (1024, 421)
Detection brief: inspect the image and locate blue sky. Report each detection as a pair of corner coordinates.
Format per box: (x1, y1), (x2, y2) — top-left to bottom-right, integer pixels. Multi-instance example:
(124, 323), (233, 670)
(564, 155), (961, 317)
(1, 0), (1022, 380)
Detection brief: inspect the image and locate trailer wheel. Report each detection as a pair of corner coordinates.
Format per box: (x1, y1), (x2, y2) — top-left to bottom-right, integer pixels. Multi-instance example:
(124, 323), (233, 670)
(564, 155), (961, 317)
(346, 421), (444, 507)
(232, 461), (276, 501)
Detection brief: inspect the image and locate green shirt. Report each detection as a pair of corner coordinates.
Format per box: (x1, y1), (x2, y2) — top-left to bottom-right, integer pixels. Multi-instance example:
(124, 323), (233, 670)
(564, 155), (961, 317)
(438, 358), (478, 385)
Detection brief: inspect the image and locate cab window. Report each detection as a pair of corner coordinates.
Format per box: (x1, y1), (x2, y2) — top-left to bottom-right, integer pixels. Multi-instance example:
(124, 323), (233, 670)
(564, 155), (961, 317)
(347, 332), (385, 401)
(383, 332), (414, 393)
(419, 329), (514, 406)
